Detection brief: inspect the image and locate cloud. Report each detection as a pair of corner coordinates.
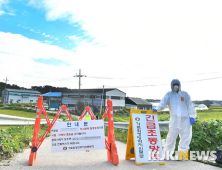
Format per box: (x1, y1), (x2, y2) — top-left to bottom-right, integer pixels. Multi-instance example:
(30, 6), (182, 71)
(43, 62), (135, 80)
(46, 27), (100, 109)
(0, 10), (5, 15)
(2, 1), (222, 100)
(0, 0), (8, 15)
(28, 1), (222, 66)
(68, 35), (80, 40)
(44, 40), (52, 44)
(0, 0), (16, 16)
(33, 58), (71, 66)
(0, 32), (79, 84)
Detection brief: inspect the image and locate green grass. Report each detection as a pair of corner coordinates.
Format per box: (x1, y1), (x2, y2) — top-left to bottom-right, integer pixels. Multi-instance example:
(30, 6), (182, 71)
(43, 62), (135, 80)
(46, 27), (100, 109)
(0, 108), (78, 121)
(197, 111), (222, 121)
(0, 124), (48, 160)
(0, 109), (56, 119)
(113, 112), (170, 122)
(7, 103), (37, 107)
(113, 115), (130, 122)
(112, 108), (222, 122)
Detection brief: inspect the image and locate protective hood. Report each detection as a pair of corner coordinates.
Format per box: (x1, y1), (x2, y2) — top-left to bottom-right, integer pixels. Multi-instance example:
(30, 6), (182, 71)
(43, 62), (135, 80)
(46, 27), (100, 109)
(171, 79), (181, 92)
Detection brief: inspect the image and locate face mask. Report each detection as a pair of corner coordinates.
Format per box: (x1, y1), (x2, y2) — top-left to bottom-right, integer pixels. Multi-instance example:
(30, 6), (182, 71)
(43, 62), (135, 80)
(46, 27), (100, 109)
(173, 85), (179, 92)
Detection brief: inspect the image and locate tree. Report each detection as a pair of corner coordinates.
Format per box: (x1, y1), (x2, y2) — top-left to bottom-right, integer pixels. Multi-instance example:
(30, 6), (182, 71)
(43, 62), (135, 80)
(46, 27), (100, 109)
(91, 105), (99, 114)
(76, 101), (85, 116)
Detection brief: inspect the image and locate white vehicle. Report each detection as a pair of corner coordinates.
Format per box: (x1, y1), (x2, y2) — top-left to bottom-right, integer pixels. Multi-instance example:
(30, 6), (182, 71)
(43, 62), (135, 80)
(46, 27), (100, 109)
(35, 105), (49, 110)
(49, 108), (58, 111)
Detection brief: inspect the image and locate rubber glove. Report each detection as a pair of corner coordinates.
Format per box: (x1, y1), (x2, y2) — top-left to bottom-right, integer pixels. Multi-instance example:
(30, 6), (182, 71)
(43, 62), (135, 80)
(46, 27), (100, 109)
(152, 109), (157, 112)
(190, 118), (195, 125)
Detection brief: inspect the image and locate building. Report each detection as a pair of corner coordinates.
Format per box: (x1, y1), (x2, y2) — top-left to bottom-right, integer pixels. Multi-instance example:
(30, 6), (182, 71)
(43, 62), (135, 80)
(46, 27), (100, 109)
(125, 97), (152, 110)
(42, 92), (62, 109)
(1, 89), (41, 104)
(194, 104), (209, 110)
(61, 88), (126, 110)
(210, 104), (221, 107)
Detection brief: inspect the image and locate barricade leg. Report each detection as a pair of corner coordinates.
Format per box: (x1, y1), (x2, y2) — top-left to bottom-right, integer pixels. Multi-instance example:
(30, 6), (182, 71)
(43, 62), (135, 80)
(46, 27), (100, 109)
(106, 100), (119, 165)
(29, 96), (43, 166)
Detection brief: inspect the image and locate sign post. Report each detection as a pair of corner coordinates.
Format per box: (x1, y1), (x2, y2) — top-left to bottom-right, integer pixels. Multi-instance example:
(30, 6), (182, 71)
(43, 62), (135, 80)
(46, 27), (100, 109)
(125, 109), (165, 165)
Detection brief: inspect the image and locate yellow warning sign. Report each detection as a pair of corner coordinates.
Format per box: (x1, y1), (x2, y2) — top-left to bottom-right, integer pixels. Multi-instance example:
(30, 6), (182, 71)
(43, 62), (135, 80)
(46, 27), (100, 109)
(125, 109), (165, 165)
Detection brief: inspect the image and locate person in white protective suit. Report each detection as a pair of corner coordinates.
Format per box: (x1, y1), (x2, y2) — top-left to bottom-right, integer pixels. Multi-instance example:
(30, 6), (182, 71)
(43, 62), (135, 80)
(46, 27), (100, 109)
(152, 79), (196, 159)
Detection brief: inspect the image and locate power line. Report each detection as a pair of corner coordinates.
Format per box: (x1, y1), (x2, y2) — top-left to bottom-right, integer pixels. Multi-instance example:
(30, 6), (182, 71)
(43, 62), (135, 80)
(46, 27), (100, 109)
(103, 76), (222, 88)
(3, 74), (222, 89)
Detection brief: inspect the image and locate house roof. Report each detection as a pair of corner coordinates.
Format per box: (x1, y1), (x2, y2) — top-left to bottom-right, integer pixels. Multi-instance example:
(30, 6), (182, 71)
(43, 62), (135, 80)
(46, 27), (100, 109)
(5, 88), (41, 94)
(126, 97), (152, 106)
(62, 88), (126, 94)
(42, 92), (62, 97)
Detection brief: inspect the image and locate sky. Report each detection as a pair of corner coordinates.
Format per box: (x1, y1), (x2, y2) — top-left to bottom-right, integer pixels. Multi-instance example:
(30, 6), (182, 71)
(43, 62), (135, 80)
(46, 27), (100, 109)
(0, 0), (222, 101)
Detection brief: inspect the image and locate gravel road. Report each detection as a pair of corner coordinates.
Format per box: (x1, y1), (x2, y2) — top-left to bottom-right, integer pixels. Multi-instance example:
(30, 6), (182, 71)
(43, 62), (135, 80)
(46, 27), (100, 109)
(0, 138), (221, 170)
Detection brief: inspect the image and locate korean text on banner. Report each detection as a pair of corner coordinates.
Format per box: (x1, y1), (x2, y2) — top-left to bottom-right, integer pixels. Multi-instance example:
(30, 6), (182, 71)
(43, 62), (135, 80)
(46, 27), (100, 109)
(50, 120), (105, 153)
(132, 114), (164, 163)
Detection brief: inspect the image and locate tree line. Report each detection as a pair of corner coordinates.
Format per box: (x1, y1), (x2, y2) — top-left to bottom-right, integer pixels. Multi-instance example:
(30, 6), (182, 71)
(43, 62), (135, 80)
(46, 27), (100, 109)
(0, 82), (71, 97)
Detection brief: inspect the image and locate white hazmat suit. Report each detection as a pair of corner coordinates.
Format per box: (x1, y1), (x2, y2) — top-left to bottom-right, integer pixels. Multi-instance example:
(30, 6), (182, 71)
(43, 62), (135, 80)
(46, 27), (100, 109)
(156, 79), (196, 155)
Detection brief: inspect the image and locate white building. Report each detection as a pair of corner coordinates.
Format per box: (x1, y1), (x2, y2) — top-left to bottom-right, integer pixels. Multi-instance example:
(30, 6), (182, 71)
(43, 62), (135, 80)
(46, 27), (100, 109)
(62, 88), (126, 110)
(194, 104), (209, 110)
(1, 89), (41, 104)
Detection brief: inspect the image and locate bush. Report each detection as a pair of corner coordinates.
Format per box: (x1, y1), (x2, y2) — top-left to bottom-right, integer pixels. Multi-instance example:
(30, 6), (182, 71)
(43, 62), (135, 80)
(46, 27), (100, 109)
(0, 124), (48, 160)
(190, 119), (222, 152)
(1, 106), (36, 113)
(75, 101), (85, 116)
(91, 105), (99, 114)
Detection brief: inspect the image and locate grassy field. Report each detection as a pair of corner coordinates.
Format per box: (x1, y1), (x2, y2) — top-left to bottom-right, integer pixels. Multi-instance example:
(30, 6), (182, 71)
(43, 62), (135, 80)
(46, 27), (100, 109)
(1, 106), (221, 122)
(0, 108), (78, 121)
(112, 107), (222, 122)
(0, 124), (49, 160)
(0, 109), (55, 119)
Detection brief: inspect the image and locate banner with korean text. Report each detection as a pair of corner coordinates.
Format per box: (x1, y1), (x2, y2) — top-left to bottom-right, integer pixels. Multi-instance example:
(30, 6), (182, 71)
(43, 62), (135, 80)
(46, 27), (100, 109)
(50, 120), (105, 152)
(125, 109), (165, 165)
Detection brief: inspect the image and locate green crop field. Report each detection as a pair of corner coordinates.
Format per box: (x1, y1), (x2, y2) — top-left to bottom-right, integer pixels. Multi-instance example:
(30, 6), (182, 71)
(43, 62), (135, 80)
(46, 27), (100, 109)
(0, 109), (55, 119)
(112, 107), (222, 122)
(0, 108), (78, 121)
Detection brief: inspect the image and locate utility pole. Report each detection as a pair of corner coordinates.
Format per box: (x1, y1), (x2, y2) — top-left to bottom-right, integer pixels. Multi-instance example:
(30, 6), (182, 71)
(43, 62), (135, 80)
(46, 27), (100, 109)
(92, 90), (94, 106)
(49, 89), (51, 109)
(3, 77), (9, 104)
(74, 69), (86, 101)
(100, 85), (104, 114)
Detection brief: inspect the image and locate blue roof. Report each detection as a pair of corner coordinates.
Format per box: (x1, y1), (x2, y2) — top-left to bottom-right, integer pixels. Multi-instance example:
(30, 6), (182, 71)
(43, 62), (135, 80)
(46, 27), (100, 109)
(42, 92), (62, 97)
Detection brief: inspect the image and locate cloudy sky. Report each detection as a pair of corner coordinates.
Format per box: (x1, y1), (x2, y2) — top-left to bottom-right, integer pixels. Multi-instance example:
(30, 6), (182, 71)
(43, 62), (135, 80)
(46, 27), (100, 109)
(0, 0), (222, 101)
